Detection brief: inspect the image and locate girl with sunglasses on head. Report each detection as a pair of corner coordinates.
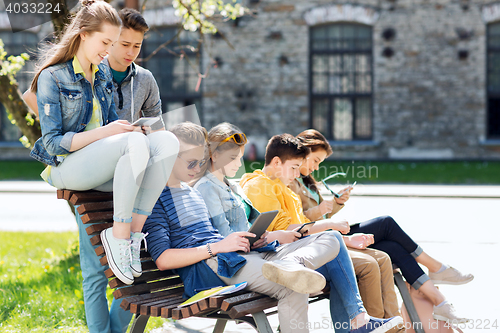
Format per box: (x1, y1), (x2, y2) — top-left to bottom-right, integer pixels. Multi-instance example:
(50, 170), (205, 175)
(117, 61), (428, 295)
(29, 0), (179, 286)
(292, 129), (472, 324)
(193, 123), (404, 333)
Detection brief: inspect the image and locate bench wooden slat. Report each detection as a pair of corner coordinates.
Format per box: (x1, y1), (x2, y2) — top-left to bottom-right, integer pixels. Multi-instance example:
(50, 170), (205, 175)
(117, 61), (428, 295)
(209, 295), (226, 309)
(228, 297), (278, 319)
(131, 294), (184, 315)
(82, 211), (113, 223)
(86, 223), (113, 236)
(139, 290), (185, 316)
(90, 234), (101, 246)
(120, 288), (184, 311)
(161, 297), (188, 318)
(189, 302), (201, 316)
(113, 278), (184, 299)
(150, 295), (185, 317)
(56, 189), (65, 199)
(172, 305), (192, 320)
(69, 191), (113, 205)
(109, 270), (176, 289)
(220, 291), (267, 311)
(77, 201), (113, 214)
(197, 298), (210, 311)
(131, 289), (184, 314)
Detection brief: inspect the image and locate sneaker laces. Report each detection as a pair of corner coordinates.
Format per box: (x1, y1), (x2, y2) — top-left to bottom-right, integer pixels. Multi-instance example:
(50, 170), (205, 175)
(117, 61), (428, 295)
(132, 232), (149, 253)
(120, 239), (133, 267)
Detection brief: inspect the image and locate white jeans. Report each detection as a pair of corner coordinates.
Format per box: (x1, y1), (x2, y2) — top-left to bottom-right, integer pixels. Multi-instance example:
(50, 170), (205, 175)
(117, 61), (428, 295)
(50, 131), (179, 222)
(206, 231), (340, 333)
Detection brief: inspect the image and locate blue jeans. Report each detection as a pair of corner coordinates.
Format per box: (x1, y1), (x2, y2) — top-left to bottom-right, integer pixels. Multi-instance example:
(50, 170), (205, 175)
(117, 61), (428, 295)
(76, 208), (133, 333)
(316, 231), (366, 333)
(349, 215), (429, 289)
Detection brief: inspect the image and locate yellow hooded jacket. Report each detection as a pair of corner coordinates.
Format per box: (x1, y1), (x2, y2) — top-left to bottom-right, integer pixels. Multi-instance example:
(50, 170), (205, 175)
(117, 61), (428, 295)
(239, 170), (310, 231)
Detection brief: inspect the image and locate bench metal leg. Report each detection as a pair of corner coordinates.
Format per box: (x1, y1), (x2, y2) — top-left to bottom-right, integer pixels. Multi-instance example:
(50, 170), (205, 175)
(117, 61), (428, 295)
(129, 314), (150, 333)
(252, 311), (274, 333)
(212, 318), (228, 333)
(394, 271), (425, 333)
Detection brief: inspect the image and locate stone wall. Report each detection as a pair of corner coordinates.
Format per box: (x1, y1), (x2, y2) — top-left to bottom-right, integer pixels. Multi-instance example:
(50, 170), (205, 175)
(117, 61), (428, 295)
(190, 0), (500, 159)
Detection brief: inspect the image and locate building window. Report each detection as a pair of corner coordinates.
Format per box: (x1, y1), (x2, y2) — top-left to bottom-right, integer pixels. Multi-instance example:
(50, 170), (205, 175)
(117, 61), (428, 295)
(0, 31), (38, 142)
(142, 27), (202, 127)
(309, 23), (373, 141)
(487, 22), (500, 139)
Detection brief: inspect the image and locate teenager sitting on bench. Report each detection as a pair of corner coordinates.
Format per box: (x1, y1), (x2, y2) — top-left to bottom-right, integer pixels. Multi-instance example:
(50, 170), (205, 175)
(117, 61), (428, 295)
(192, 122), (403, 333)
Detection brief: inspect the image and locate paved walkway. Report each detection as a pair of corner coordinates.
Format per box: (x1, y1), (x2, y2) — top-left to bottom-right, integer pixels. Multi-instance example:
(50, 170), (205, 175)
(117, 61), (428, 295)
(1, 181), (499, 332)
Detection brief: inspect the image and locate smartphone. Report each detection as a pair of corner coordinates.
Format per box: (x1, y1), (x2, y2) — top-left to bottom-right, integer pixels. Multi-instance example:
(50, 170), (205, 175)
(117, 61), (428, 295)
(296, 222), (315, 237)
(338, 181), (357, 197)
(131, 117), (159, 127)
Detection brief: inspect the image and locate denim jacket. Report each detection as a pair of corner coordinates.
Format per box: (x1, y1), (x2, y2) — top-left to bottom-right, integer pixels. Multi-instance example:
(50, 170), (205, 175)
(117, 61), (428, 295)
(194, 171), (260, 236)
(30, 59), (118, 166)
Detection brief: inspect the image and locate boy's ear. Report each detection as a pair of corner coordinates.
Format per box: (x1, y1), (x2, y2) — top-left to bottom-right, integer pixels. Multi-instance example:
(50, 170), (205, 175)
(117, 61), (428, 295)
(271, 156), (282, 168)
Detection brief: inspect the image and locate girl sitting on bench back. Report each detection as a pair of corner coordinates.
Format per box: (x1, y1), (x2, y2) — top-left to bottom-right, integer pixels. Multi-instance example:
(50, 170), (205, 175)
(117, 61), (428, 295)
(29, 0), (178, 285)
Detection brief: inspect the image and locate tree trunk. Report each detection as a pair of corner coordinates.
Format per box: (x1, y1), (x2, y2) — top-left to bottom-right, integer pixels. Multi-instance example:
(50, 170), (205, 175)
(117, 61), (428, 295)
(0, 73), (41, 149)
(48, 0), (71, 38)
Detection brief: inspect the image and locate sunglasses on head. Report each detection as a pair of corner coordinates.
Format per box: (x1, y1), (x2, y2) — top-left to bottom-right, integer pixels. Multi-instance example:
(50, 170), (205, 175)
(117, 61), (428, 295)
(217, 133), (247, 147)
(177, 155), (207, 170)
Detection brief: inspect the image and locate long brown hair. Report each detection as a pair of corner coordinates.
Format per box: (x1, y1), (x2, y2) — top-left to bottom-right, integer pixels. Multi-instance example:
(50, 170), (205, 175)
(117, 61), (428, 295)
(296, 129), (332, 193)
(30, 0), (121, 92)
(192, 122), (246, 183)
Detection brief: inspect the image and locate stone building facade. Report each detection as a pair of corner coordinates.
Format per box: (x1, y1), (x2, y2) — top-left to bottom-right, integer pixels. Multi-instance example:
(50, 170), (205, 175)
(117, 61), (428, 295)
(2, 0), (500, 160)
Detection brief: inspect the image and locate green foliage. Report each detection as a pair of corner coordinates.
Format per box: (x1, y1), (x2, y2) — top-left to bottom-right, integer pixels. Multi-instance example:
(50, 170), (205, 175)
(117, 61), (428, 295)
(0, 232), (87, 332)
(173, 0), (247, 34)
(0, 39), (29, 85)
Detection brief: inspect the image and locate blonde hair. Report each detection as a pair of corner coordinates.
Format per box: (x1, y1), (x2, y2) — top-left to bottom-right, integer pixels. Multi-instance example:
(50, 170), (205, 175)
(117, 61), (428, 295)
(197, 122), (245, 177)
(30, 0), (121, 92)
(169, 121), (208, 148)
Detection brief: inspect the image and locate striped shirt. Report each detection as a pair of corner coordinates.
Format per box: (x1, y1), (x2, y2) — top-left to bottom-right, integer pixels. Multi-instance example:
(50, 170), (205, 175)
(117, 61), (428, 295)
(144, 183), (224, 262)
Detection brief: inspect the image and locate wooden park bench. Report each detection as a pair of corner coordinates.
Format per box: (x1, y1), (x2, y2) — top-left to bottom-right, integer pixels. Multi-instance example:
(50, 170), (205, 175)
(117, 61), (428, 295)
(57, 189), (424, 333)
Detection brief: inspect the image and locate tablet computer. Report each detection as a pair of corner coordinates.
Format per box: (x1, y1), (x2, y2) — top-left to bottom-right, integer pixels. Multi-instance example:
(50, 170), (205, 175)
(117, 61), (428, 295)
(246, 210), (279, 245)
(131, 117), (160, 127)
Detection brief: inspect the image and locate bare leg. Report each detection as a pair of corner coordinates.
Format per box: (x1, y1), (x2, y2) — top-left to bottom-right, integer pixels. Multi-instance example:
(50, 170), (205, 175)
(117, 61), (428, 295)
(417, 280), (446, 306)
(351, 312), (370, 329)
(113, 221), (131, 239)
(131, 213), (147, 233)
(415, 252), (443, 273)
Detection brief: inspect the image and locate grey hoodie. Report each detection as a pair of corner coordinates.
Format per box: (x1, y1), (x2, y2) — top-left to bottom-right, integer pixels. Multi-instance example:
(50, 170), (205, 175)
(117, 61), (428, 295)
(102, 58), (165, 131)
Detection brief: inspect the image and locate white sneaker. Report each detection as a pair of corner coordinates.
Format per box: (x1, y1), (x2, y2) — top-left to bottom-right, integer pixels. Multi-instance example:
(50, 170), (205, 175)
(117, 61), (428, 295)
(130, 232), (148, 278)
(262, 260), (326, 294)
(433, 301), (470, 324)
(429, 266), (474, 285)
(101, 228), (134, 285)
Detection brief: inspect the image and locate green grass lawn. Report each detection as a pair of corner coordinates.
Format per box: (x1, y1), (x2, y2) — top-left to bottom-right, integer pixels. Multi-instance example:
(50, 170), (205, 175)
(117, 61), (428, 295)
(1, 159), (500, 184)
(0, 231), (167, 332)
(0, 161), (45, 180)
(243, 160), (500, 184)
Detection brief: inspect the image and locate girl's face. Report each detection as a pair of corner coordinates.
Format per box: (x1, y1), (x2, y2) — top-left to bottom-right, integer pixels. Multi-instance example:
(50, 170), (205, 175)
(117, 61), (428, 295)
(212, 146), (245, 178)
(81, 23), (121, 66)
(299, 148), (327, 177)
